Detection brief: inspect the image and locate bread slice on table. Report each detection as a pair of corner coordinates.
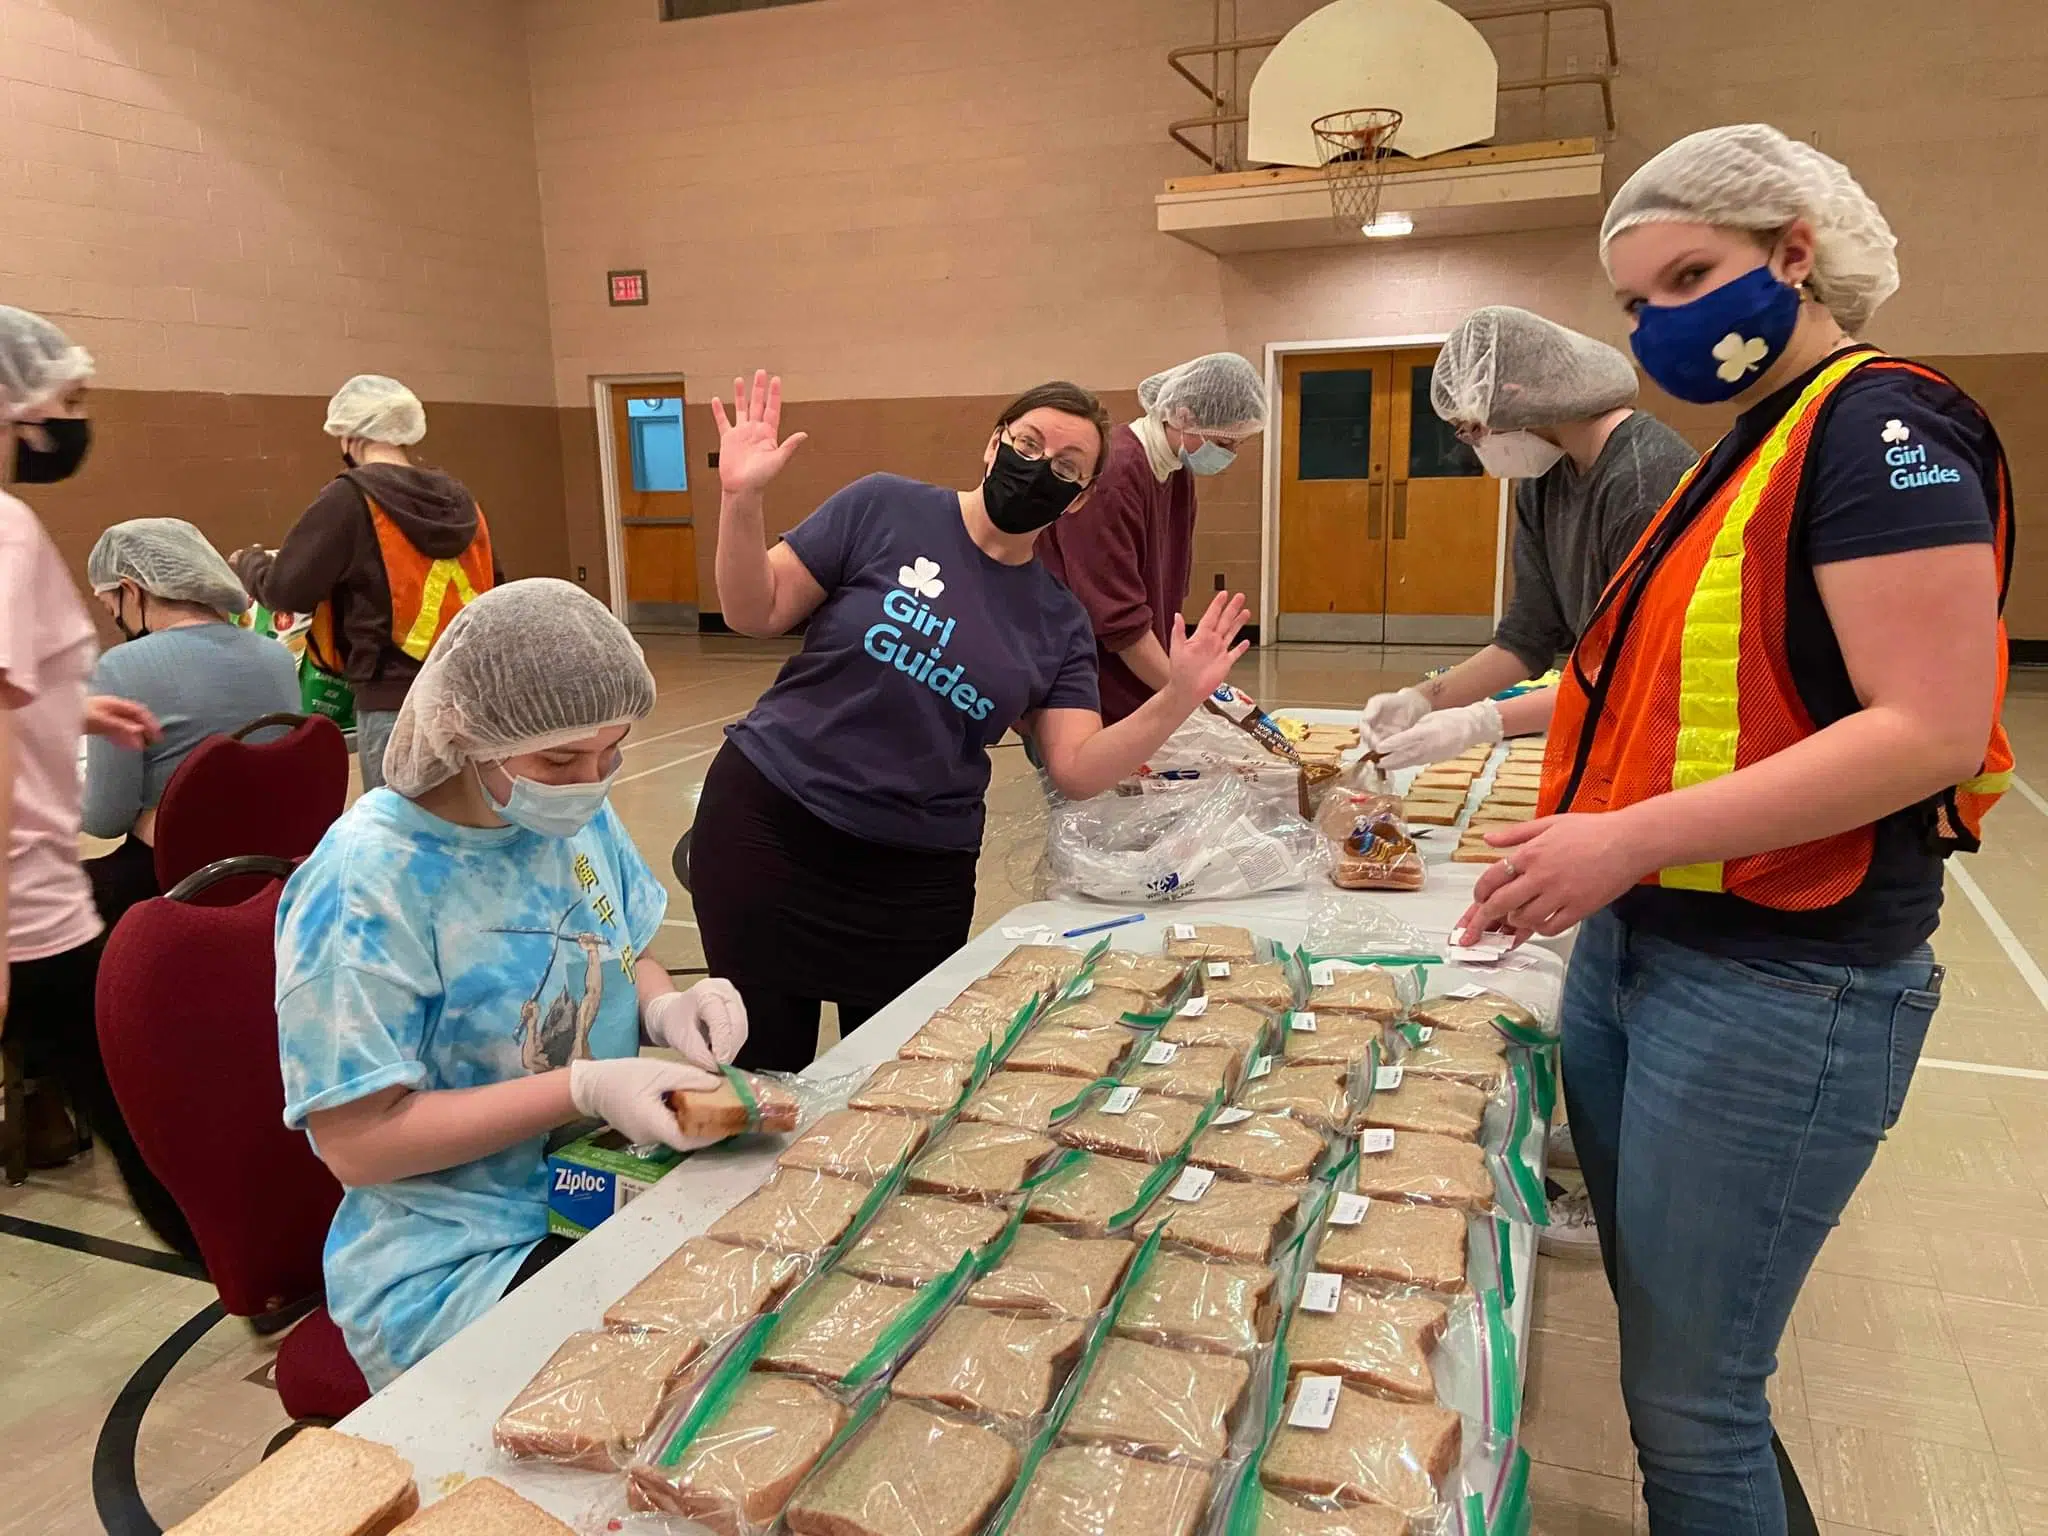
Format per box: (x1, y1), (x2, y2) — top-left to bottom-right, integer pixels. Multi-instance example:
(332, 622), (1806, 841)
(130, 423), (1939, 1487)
(708, 1169), (871, 1258)
(1255, 1491), (1406, 1535)
(1005, 1444), (1213, 1536)
(1361, 1075), (1489, 1142)
(389, 1477), (574, 1533)
(1261, 1384), (1461, 1516)
(757, 1271), (918, 1381)
(965, 1226), (1135, 1318)
(1353, 1130), (1495, 1212)
(671, 1073), (799, 1138)
(990, 942), (1092, 986)
(1117, 1043), (1238, 1104)
(603, 1236), (804, 1338)
(1186, 1112), (1326, 1185)
(783, 1399), (1019, 1536)
(907, 1120), (1058, 1200)
(627, 1372), (846, 1534)
(1056, 1093), (1207, 1163)
(1411, 989), (1540, 1034)
(167, 1427), (417, 1536)
(1023, 1152), (1157, 1235)
(1304, 968), (1405, 1019)
(960, 1071), (1089, 1134)
(776, 1109), (929, 1183)
(1201, 961), (1294, 1012)
(1044, 986), (1155, 1032)
(1402, 800), (1464, 827)
(1003, 1025), (1132, 1079)
(1091, 949), (1191, 1002)
(1135, 1178), (1303, 1264)
(493, 1329), (702, 1469)
(849, 1058), (970, 1116)
(1285, 1282), (1450, 1401)
(1160, 1002), (1270, 1063)
(1062, 1337), (1250, 1464)
(837, 1194), (1009, 1286)
(890, 1307), (1088, 1420)
(1113, 1251), (1273, 1356)
(1451, 837), (1509, 863)
(1163, 924), (1259, 963)
(1238, 1063), (1355, 1134)
(1314, 1199), (1468, 1293)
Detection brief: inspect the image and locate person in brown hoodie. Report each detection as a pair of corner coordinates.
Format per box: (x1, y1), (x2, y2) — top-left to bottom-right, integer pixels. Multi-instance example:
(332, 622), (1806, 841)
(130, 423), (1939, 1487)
(232, 375), (500, 788)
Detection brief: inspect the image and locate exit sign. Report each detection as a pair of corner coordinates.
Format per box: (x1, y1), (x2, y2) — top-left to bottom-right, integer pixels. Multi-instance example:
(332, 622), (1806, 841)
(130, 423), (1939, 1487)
(608, 269), (648, 306)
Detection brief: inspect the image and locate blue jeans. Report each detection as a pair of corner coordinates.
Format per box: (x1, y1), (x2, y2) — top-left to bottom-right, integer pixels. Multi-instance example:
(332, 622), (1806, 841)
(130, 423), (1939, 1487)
(1562, 909), (1942, 1535)
(355, 707), (400, 791)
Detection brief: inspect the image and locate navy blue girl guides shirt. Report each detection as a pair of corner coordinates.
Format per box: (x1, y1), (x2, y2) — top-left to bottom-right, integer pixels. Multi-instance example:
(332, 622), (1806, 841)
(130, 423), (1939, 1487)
(727, 475), (1099, 852)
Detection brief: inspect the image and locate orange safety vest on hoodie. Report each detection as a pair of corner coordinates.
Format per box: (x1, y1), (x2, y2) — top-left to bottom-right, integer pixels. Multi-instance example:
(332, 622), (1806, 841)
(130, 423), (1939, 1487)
(306, 496), (495, 675)
(1540, 350), (2014, 912)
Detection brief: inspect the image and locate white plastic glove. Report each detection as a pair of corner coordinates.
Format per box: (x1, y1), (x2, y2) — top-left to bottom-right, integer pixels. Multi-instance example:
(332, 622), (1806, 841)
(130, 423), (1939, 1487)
(1376, 699), (1503, 771)
(568, 1056), (724, 1152)
(644, 980), (748, 1071)
(1360, 687), (1431, 752)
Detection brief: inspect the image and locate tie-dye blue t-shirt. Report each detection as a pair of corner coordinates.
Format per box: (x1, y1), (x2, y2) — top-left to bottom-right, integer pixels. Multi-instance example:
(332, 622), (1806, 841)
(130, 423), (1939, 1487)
(276, 787), (667, 1388)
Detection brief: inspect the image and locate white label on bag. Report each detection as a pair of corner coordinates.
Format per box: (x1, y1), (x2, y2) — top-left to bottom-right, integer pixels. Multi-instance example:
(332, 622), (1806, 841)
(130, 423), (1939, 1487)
(1300, 1272), (1343, 1313)
(1249, 1054), (1274, 1079)
(1448, 983), (1489, 1000)
(1309, 961), (1334, 988)
(1103, 1086), (1140, 1114)
(1002, 925), (1053, 942)
(1212, 1106), (1254, 1126)
(1179, 996), (1209, 1017)
(1169, 1166), (1216, 1202)
(1414, 1026), (1436, 1043)
(1330, 1192), (1371, 1225)
(1171, 923), (1197, 941)
(1446, 944), (1507, 967)
(1289, 1375), (1344, 1431)
(1143, 1040), (1179, 1065)
(1289, 1010), (1317, 1033)
(1375, 1066), (1405, 1092)
(1206, 961), (1232, 979)
(1359, 1129), (1396, 1154)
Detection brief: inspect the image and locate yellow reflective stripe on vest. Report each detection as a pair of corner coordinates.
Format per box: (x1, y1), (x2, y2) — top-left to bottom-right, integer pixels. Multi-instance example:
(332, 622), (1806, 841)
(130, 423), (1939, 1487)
(1658, 352), (1875, 893)
(400, 558), (481, 661)
(1960, 769), (2011, 796)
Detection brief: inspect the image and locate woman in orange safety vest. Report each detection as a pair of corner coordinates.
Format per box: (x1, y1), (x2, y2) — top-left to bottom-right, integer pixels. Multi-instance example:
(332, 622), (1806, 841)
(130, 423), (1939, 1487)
(1458, 125), (2013, 1535)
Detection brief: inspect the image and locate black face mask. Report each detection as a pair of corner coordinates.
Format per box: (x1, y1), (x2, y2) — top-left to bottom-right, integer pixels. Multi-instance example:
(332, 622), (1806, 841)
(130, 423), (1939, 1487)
(340, 448), (358, 470)
(981, 439), (1083, 535)
(112, 587), (148, 643)
(12, 416), (92, 484)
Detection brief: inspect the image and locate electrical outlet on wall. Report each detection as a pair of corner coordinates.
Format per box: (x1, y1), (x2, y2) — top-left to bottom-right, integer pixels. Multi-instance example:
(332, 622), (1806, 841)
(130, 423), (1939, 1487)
(1214, 572), (1226, 591)
(576, 566), (588, 583)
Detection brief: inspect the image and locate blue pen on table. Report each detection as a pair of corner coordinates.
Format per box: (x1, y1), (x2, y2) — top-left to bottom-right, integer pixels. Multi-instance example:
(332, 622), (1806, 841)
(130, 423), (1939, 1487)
(1060, 913), (1147, 939)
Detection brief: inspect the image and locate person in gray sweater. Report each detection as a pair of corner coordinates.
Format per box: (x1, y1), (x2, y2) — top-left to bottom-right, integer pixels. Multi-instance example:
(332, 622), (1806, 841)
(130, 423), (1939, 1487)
(83, 519), (300, 925)
(1362, 307), (1700, 766)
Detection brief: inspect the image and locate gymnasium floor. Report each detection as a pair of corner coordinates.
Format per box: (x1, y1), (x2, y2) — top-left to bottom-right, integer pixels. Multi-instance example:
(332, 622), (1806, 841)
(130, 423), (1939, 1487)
(6, 637), (2048, 1535)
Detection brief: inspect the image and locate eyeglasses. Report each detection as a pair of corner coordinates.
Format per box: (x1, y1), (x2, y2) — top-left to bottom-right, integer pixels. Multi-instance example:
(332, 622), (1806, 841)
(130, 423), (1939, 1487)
(1003, 426), (1093, 487)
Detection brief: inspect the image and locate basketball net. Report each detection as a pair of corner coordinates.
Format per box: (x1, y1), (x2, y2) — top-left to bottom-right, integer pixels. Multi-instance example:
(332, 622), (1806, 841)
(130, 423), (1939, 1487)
(1311, 108), (1404, 234)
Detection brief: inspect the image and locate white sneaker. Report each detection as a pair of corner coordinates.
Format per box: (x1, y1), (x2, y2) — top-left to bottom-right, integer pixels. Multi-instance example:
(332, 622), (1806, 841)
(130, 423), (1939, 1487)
(1546, 1120), (1580, 1172)
(1538, 1188), (1602, 1259)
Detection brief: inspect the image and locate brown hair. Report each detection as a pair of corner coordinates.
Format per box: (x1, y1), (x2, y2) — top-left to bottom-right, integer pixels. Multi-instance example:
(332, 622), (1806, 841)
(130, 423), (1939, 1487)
(994, 381), (1114, 479)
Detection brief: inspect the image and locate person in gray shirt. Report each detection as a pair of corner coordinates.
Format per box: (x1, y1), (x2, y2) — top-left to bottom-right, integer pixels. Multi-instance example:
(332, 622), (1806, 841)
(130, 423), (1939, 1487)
(83, 519), (301, 924)
(1362, 307), (1699, 766)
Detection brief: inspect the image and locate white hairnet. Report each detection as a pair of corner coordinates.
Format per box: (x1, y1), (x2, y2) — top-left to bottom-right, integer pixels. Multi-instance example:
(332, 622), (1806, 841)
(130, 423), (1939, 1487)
(88, 518), (249, 614)
(324, 374), (427, 446)
(382, 578), (656, 797)
(1137, 353), (1268, 435)
(1601, 124), (1899, 331)
(1431, 307), (1639, 431)
(0, 305), (94, 423)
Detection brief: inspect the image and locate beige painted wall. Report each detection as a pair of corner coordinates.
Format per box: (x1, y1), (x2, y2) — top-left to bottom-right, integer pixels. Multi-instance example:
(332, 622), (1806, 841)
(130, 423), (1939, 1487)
(0, 0), (556, 405)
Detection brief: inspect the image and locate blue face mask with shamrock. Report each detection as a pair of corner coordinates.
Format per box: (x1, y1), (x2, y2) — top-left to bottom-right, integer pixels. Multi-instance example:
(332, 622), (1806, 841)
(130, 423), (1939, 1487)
(1629, 262), (1803, 405)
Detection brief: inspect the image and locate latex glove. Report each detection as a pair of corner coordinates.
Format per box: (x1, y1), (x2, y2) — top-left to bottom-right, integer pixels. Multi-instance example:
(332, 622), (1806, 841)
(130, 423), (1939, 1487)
(568, 1056), (724, 1152)
(644, 980), (748, 1071)
(1360, 688), (1431, 751)
(1376, 699), (1503, 771)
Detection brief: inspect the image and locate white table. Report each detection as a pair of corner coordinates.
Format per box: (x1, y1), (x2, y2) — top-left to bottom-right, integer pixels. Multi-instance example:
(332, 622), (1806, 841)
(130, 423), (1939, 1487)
(338, 894), (1562, 1524)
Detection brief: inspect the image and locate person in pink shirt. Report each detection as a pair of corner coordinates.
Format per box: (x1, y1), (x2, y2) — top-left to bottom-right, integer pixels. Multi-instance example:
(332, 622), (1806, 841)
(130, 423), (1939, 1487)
(0, 306), (193, 1257)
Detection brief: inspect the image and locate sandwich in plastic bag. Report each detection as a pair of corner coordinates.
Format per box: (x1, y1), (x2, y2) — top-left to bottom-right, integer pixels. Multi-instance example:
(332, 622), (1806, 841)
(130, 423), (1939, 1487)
(603, 1237), (805, 1340)
(965, 1225), (1136, 1319)
(1062, 1337), (1251, 1464)
(783, 1398), (1020, 1536)
(493, 1329), (703, 1469)
(1318, 791), (1425, 893)
(889, 1307), (1090, 1421)
(1005, 1444), (1214, 1536)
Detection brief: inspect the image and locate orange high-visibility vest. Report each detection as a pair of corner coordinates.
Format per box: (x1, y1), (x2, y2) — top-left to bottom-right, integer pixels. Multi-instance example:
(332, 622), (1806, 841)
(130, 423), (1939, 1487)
(307, 496), (495, 675)
(1541, 350), (2014, 911)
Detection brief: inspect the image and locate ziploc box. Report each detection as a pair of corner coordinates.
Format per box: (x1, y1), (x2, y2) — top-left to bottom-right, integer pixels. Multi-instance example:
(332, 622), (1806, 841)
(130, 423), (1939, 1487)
(547, 1129), (682, 1238)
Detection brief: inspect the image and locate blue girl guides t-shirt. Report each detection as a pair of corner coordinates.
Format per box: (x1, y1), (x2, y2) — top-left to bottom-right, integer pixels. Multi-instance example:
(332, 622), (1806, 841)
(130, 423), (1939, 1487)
(276, 789), (667, 1389)
(728, 474), (1099, 851)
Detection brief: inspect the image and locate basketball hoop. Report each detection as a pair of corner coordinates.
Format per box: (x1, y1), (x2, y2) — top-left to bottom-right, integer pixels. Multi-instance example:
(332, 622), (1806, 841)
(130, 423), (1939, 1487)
(1311, 108), (1404, 234)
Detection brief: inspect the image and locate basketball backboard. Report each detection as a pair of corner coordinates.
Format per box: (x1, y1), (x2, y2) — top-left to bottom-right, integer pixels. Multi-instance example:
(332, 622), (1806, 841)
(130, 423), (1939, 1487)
(1247, 0), (1499, 168)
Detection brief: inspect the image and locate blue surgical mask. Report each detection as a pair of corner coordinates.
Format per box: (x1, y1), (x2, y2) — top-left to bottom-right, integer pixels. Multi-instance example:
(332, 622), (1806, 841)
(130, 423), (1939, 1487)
(1629, 262), (1803, 405)
(483, 763), (618, 838)
(1180, 439), (1237, 476)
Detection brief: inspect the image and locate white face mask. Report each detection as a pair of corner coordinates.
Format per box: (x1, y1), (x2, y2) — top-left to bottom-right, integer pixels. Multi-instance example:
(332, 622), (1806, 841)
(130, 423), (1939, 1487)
(481, 761), (618, 838)
(1472, 430), (1567, 480)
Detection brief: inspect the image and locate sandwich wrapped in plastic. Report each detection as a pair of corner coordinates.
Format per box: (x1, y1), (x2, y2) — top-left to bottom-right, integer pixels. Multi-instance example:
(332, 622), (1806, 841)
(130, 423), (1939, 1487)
(1187, 1110), (1329, 1185)
(493, 1329), (702, 1469)
(1113, 1250), (1274, 1357)
(835, 1194), (1011, 1288)
(1045, 773), (1323, 903)
(1318, 791), (1425, 892)
(1315, 1198), (1470, 1294)
(1090, 948), (1192, 1003)
(1361, 1070), (1490, 1144)
(708, 1169), (873, 1258)
(1280, 1008), (1387, 1068)
(906, 1121), (1060, 1202)
(1005, 1443), (1214, 1536)
(756, 1272), (923, 1382)
(1042, 984), (1155, 1032)
(1135, 1175), (1304, 1264)
(776, 1109), (930, 1184)
(1411, 986), (1550, 1037)
(1118, 1041), (1239, 1104)
(628, 1368), (848, 1532)
(783, 1398), (1021, 1536)
(850, 1059), (971, 1117)
(900, 1007), (1013, 1065)
(1056, 1089), (1208, 1163)
(965, 1225), (1136, 1319)
(1161, 1000), (1272, 1064)
(1005, 1025), (1133, 1080)
(603, 1237), (805, 1339)
(889, 1307), (1090, 1422)
(1395, 1025), (1510, 1091)
(1353, 1129), (1495, 1213)
(670, 1069), (802, 1139)
(961, 1071), (1095, 1134)
(1238, 1062), (1357, 1134)
(1023, 1151), (1166, 1236)
(1285, 1281), (1450, 1402)
(1260, 1381), (1462, 1518)
(1062, 1336), (1251, 1464)
(990, 943), (1093, 987)
(1303, 961), (1418, 1019)
(1201, 958), (1296, 1012)
(1253, 1489), (1408, 1534)
(1164, 923), (1262, 963)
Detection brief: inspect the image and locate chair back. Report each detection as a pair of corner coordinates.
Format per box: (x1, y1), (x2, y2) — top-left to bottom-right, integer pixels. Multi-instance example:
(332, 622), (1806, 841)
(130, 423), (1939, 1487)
(153, 713), (349, 901)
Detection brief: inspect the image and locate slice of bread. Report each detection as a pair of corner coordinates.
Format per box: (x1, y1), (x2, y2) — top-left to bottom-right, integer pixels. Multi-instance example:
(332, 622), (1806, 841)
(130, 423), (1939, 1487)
(168, 1428), (416, 1536)
(965, 1226), (1135, 1318)
(1134, 1179), (1303, 1264)
(1186, 1112), (1326, 1185)
(1118, 1044), (1237, 1105)
(836, 1194), (1009, 1287)
(784, 1400), (1019, 1536)
(756, 1272), (918, 1381)
(1285, 1284), (1449, 1402)
(628, 1372), (846, 1533)
(1352, 1130), (1495, 1213)
(1314, 1199), (1468, 1293)
(1114, 1251), (1273, 1356)
(776, 1109), (929, 1184)
(960, 1071), (1093, 1134)
(1261, 1384), (1460, 1515)
(1056, 1093), (1208, 1163)
(707, 1169), (871, 1258)
(389, 1477), (573, 1533)
(1091, 949), (1191, 1002)
(890, 1308), (1088, 1420)
(494, 1329), (702, 1468)
(1003, 1025), (1131, 1080)
(990, 943), (1092, 985)
(1239, 1063), (1354, 1134)
(603, 1236), (803, 1338)
(906, 1121), (1058, 1200)
(1202, 961), (1294, 1012)
(1023, 1153), (1156, 1235)
(1006, 1445), (1212, 1536)
(1162, 924), (1258, 963)
(1306, 969), (1405, 1019)
(1360, 1075), (1489, 1143)
(1063, 1338), (1249, 1463)
(1410, 990), (1539, 1033)
(850, 1059), (970, 1117)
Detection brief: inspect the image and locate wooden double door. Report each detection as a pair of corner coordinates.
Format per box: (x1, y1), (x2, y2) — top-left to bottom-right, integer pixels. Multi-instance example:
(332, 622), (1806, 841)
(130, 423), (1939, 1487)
(608, 377), (699, 631)
(1275, 345), (1502, 644)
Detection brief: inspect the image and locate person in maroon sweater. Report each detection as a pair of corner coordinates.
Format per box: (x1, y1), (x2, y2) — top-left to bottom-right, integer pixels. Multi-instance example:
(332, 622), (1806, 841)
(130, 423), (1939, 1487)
(1038, 354), (1267, 723)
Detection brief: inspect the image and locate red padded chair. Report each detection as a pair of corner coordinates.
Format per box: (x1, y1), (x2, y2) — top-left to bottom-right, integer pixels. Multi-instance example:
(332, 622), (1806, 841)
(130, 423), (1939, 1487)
(97, 855), (370, 1422)
(152, 713), (350, 902)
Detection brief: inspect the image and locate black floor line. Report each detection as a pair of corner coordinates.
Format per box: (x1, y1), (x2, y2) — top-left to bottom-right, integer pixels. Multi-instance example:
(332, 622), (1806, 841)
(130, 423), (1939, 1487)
(92, 1300), (226, 1536)
(0, 1213), (207, 1280)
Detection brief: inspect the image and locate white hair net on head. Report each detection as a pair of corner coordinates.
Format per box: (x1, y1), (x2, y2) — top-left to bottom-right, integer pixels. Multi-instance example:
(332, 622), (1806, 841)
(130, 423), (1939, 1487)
(324, 374), (427, 446)
(0, 305), (94, 423)
(382, 578), (656, 798)
(87, 518), (249, 614)
(1431, 307), (1639, 432)
(1601, 123), (1899, 331)
(1137, 353), (1268, 435)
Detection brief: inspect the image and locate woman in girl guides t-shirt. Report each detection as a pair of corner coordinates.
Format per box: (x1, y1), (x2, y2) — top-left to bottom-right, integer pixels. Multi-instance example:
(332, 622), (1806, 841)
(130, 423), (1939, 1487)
(691, 371), (1251, 1071)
